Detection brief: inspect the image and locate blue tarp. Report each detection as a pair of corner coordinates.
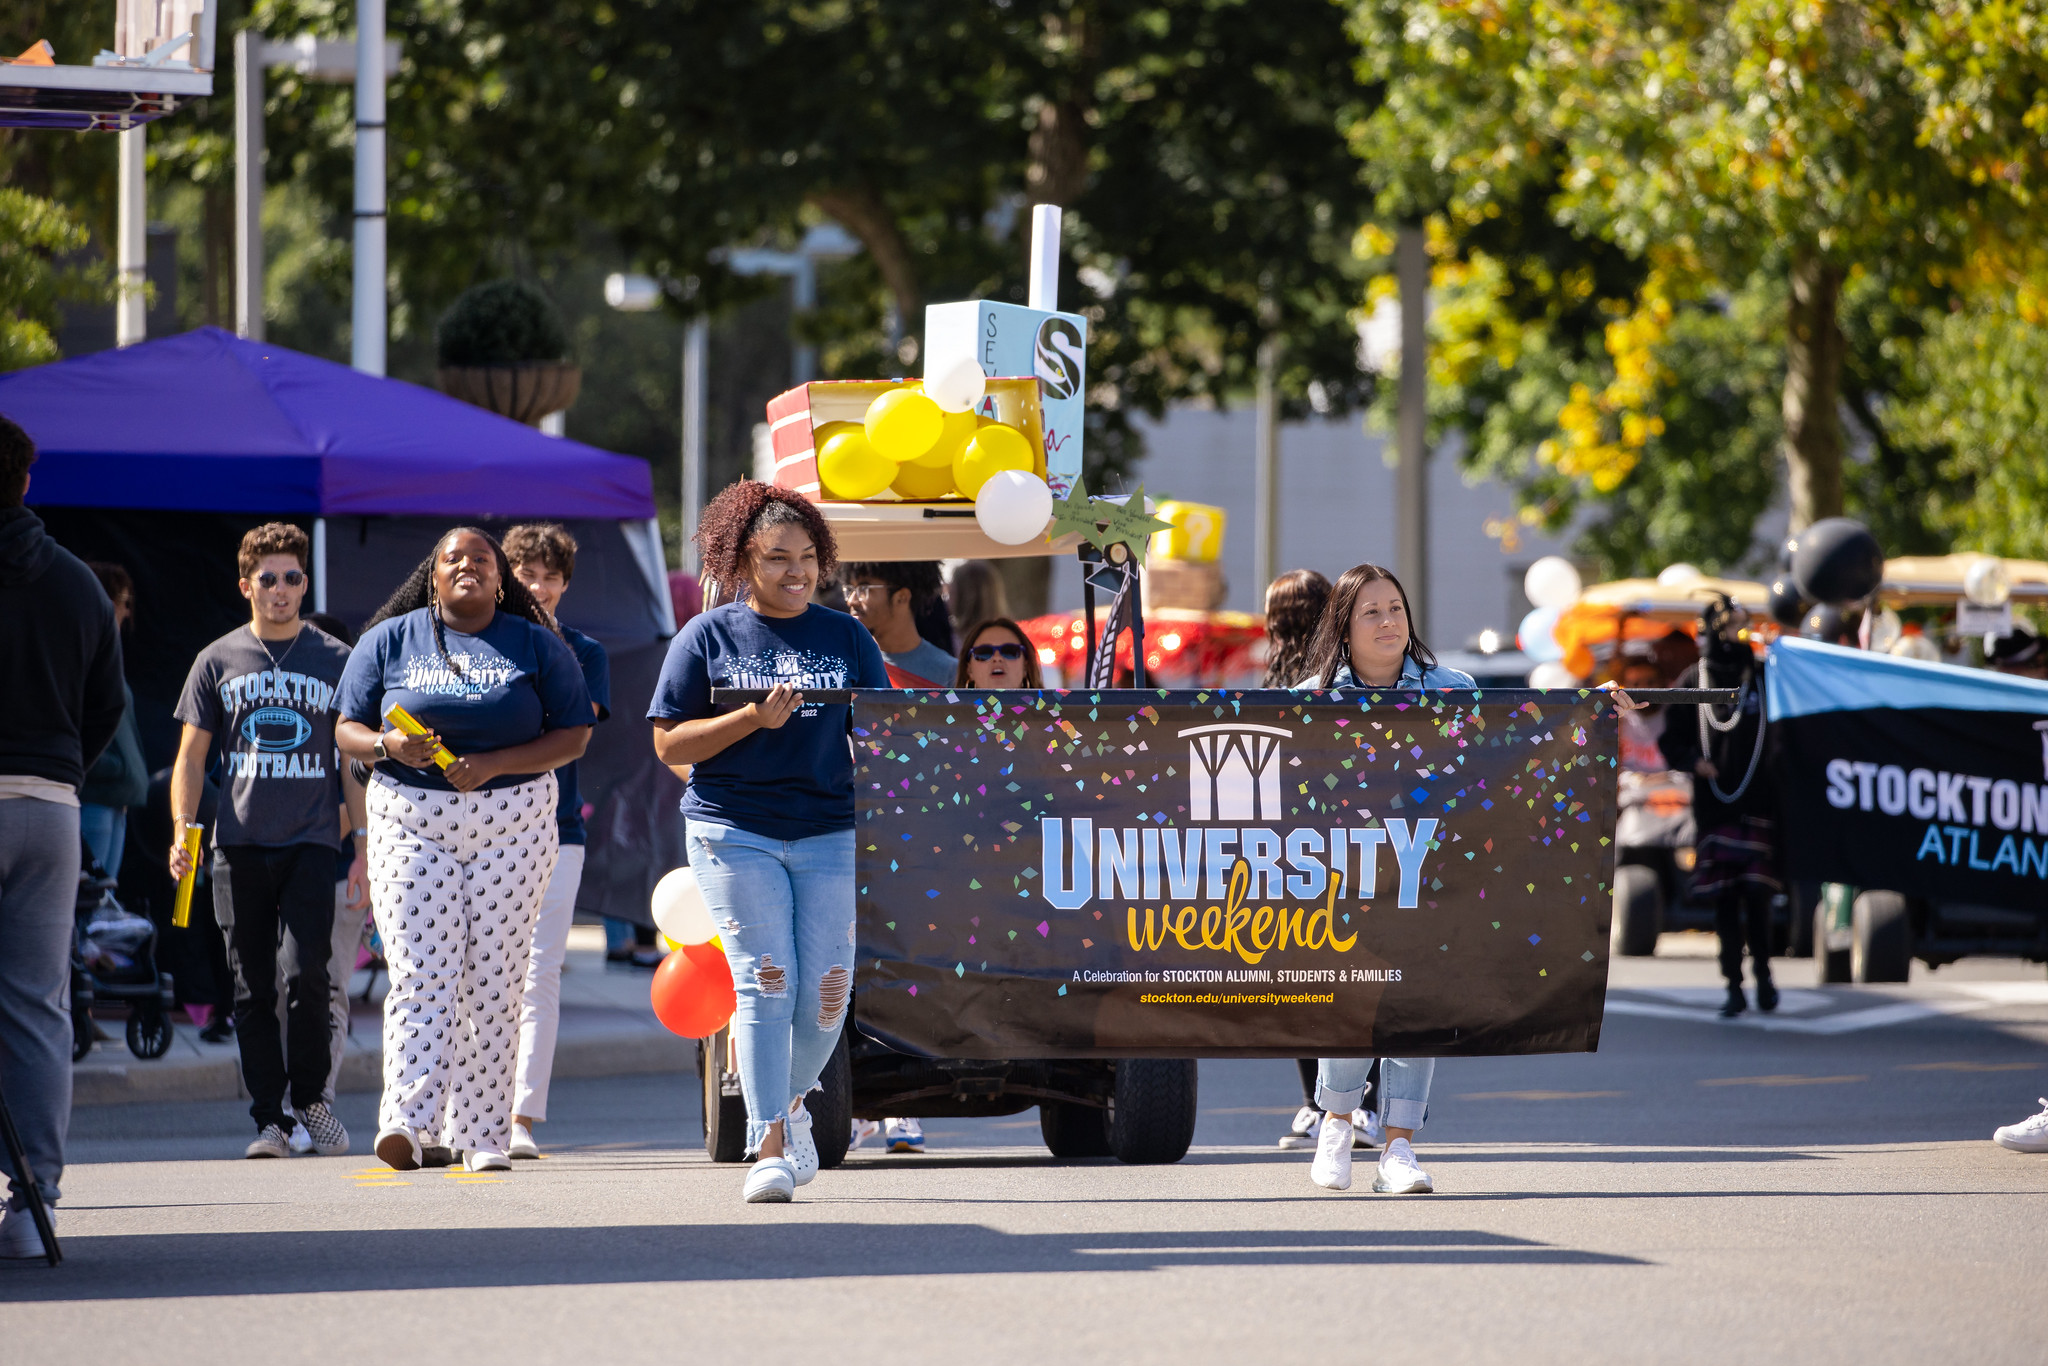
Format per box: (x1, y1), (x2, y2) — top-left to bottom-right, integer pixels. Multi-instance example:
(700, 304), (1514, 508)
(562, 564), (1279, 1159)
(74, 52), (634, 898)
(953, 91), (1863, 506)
(1766, 635), (2048, 719)
(0, 326), (656, 519)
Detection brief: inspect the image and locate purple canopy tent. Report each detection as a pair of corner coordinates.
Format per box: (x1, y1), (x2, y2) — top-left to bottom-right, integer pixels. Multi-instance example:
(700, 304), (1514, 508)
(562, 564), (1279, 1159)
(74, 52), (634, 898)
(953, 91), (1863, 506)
(0, 327), (682, 928)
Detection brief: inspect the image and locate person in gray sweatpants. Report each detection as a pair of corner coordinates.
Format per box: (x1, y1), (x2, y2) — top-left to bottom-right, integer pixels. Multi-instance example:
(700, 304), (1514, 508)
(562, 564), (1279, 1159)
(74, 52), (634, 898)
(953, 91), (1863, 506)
(0, 414), (126, 1258)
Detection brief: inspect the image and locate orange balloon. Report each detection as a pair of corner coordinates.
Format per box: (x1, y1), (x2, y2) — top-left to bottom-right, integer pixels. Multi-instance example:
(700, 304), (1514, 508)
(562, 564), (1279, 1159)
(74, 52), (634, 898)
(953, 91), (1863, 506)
(650, 940), (737, 1038)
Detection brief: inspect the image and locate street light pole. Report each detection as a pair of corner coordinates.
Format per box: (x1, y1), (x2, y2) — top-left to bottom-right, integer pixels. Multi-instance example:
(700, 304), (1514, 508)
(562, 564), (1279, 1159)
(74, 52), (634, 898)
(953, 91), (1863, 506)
(1395, 225), (1430, 637)
(352, 0), (386, 376)
(234, 29), (264, 340)
(681, 316), (708, 574)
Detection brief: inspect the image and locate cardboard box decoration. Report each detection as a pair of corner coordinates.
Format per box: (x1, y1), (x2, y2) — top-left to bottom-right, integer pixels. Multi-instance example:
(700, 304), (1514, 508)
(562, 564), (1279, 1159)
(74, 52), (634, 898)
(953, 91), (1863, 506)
(764, 377), (1049, 501)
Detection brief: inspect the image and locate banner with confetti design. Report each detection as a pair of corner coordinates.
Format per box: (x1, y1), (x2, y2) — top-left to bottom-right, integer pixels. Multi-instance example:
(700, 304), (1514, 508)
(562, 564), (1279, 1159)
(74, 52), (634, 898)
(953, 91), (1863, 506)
(852, 687), (1621, 1060)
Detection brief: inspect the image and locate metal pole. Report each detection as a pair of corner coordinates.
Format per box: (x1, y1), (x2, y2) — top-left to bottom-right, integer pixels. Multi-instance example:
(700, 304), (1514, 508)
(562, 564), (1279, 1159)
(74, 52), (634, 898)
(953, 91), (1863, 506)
(1028, 205), (1061, 311)
(681, 316), (708, 575)
(792, 258), (817, 384)
(351, 0), (386, 375)
(1395, 225), (1429, 636)
(1253, 331), (1280, 596)
(234, 30), (265, 340)
(311, 517), (328, 614)
(116, 125), (147, 346)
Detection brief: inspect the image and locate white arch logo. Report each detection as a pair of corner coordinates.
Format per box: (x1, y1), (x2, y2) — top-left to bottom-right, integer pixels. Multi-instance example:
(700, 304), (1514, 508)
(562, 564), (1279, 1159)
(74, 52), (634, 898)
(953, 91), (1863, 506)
(1179, 724), (1292, 822)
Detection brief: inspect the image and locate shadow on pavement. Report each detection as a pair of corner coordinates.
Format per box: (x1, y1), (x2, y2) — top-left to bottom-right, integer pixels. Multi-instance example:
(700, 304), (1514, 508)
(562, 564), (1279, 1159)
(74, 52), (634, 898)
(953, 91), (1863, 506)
(0, 1222), (1645, 1298)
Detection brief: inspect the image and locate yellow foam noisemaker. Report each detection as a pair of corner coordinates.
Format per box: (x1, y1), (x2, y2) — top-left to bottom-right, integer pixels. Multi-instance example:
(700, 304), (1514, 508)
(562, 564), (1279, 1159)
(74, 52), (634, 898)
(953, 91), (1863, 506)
(385, 703), (457, 770)
(171, 824), (203, 928)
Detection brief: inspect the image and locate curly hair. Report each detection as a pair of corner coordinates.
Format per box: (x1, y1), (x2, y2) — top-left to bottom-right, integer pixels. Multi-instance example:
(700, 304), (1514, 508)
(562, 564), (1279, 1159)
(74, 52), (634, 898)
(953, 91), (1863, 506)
(237, 521), (310, 579)
(953, 617), (1043, 689)
(1261, 568), (1330, 687)
(502, 522), (578, 581)
(695, 480), (837, 590)
(364, 527), (559, 682)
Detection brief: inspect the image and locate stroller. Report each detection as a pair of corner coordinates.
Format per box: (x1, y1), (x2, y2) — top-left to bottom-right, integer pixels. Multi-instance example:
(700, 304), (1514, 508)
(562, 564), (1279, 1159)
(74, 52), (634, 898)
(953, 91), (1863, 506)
(70, 837), (177, 1061)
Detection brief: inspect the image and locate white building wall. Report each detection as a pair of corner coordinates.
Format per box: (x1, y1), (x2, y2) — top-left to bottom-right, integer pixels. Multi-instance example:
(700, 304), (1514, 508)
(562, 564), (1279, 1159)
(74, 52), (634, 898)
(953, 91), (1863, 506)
(1049, 407), (1576, 648)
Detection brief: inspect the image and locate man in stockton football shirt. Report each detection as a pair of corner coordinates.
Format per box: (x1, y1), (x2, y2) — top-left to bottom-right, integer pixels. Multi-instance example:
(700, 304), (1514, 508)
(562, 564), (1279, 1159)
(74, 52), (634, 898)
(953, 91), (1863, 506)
(169, 523), (365, 1160)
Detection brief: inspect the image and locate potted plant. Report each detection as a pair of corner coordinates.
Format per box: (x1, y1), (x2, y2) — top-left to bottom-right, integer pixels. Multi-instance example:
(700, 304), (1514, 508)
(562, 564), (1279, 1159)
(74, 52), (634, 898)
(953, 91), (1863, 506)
(435, 279), (581, 425)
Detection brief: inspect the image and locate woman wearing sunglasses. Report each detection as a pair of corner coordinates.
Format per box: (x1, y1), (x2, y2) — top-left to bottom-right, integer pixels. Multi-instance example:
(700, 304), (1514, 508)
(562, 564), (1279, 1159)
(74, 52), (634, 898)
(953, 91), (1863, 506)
(954, 617), (1043, 691)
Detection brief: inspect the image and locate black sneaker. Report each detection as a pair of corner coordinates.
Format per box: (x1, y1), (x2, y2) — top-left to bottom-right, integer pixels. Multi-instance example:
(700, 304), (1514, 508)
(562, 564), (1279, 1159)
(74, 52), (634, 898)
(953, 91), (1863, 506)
(1718, 986), (1747, 1018)
(200, 1018), (235, 1044)
(1756, 978), (1779, 1013)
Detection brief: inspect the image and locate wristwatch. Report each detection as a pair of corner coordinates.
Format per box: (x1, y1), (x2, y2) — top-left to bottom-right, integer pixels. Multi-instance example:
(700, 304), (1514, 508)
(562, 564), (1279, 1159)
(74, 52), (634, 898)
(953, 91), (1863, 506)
(373, 734), (388, 761)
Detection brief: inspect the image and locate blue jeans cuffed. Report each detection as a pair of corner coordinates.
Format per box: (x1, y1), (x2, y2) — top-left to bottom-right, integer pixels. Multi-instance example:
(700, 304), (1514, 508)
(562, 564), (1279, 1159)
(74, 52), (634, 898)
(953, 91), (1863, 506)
(1316, 1056), (1434, 1133)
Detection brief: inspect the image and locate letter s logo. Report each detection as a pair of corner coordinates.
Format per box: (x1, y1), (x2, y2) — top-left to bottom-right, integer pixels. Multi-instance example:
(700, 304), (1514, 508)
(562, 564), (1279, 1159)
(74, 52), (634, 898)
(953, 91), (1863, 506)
(1825, 758), (1856, 809)
(1034, 318), (1084, 400)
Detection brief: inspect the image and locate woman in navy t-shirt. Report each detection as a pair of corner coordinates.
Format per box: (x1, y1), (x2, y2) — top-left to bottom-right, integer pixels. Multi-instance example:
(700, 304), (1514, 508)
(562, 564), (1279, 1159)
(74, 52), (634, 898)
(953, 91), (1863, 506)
(334, 527), (594, 1174)
(649, 482), (887, 1204)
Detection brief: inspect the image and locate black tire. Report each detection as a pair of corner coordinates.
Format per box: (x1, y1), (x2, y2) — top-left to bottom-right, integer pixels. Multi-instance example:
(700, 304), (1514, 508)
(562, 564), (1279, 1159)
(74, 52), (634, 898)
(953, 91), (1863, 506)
(809, 1025), (852, 1170)
(1852, 891), (1913, 983)
(1040, 1100), (1113, 1158)
(126, 1008), (173, 1060)
(699, 1028), (748, 1163)
(1610, 864), (1663, 957)
(1108, 1058), (1198, 1165)
(71, 1007), (93, 1062)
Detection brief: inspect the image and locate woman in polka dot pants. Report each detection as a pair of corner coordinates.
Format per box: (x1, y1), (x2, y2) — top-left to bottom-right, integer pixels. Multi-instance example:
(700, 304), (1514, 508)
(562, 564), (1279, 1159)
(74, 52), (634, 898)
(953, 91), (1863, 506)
(366, 773), (557, 1166)
(334, 527), (595, 1173)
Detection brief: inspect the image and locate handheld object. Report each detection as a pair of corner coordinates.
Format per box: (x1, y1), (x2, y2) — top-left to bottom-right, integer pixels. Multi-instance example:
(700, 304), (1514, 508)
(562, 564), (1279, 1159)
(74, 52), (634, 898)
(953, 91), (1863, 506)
(170, 823), (203, 929)
(384, 703), (457, 770)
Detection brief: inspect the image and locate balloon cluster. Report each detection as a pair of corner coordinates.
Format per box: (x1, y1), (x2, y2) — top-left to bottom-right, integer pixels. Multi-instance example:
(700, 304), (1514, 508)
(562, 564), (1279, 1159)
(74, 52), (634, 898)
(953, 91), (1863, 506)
(1517, 556), (1581, 665)
(1770, 517), (1885, 639)
(648, 868), (736, 1038)
(814, 360), (1054, 545)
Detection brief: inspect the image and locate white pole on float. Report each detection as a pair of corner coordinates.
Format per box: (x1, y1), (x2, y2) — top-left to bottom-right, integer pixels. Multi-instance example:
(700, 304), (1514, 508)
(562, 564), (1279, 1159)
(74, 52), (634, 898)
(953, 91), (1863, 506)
(1027, 204), (1061, 311)
(351, 0), (386, 375)
(116, 125), (147, 346)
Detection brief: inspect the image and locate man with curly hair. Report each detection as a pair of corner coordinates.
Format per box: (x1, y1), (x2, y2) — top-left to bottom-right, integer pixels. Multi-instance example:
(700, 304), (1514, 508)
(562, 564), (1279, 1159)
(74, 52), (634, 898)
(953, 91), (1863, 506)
(649, 482), (888, 1203)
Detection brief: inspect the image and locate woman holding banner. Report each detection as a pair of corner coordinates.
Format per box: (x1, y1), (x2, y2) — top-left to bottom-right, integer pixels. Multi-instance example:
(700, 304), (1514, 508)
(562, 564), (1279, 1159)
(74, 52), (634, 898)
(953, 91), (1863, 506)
(1296, 563), (1476, 1194)
(649, 482), (889, 1204)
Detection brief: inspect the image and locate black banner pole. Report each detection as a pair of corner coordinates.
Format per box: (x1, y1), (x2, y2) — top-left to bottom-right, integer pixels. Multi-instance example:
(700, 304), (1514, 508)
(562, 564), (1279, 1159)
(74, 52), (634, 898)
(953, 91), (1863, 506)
(711, 686), (1741, 707)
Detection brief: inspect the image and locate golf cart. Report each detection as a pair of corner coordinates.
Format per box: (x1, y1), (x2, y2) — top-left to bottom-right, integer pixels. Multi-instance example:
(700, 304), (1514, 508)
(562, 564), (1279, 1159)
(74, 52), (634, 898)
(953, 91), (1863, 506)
(1809, 555), (2048, 983)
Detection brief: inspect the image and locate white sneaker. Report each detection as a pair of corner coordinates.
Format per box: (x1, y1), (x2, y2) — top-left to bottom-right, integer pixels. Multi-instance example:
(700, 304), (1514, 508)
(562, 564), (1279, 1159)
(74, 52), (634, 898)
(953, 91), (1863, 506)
(508, 1122), (541, 1160)
(245, 1123), (292, 1159)
(465, 1149), (512, 1172)
(288, 1122), (314, 1155)
(850, 1118), (881, 1151)
(1993, 1098), (2048, 1153)
(1279, 1104), (1323, 1150)
(1351, 1108), (1386, 1149)
(1373, 1136), (1434, 1193)
(0, 1204), (52, 1259)
(783, 1100), (819, 1186)
(1310, 1112), (1354, 1190)
(374, 1125), (422, 1172)
(743, 1156), (796, 1203)
(885, 1117), (925, 1153)
(297, 1102), (350, 1156)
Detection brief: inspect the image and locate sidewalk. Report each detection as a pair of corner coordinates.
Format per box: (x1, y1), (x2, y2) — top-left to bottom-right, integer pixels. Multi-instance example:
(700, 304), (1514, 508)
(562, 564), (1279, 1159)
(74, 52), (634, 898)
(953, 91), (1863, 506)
(73, 925), (691, 1106)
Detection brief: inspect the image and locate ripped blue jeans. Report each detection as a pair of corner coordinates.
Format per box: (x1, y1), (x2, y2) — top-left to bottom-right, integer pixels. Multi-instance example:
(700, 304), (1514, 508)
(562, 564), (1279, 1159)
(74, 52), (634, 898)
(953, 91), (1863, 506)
(1316, 1057), (1434, 1133)
(684, 819), (855, 1155)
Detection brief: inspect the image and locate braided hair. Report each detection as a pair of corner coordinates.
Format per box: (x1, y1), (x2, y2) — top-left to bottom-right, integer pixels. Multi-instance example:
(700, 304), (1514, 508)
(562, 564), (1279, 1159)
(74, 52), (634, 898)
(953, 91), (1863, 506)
(365, 527), (560, 681)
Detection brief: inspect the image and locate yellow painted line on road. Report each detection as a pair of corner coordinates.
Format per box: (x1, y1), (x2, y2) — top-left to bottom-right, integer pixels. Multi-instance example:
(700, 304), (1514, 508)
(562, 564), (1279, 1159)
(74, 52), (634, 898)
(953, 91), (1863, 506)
(1896, 1060), (2039, 1073)
(1699, 1074), (1867, 1088)
(1456, 1090), (1628, 1101)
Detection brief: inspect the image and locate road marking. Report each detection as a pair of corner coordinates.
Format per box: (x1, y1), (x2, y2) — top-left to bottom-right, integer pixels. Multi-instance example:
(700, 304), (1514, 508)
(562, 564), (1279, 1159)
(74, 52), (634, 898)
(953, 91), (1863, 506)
(1605, 994), (2000, 1034)
(1896, 1060), (2040, 1072)
(1455, 1090), (1628, 1101)
(1700, 1074), (1868, 1088)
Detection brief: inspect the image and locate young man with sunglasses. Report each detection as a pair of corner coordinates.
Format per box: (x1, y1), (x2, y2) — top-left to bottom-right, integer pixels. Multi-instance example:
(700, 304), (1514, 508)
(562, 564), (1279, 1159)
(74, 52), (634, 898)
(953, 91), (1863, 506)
(169, 523), (365, 1159)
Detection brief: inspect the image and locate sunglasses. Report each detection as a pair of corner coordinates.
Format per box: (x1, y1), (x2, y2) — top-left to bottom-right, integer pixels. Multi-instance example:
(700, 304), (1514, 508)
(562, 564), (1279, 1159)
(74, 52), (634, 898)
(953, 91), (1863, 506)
(254, 570), (306, 589)
(969, 642), (1026, 662)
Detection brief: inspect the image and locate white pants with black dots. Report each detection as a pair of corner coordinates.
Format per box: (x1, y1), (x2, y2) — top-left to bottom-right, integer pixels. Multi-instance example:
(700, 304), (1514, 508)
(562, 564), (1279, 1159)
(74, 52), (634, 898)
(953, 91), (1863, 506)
(367, 772), (558, 1158)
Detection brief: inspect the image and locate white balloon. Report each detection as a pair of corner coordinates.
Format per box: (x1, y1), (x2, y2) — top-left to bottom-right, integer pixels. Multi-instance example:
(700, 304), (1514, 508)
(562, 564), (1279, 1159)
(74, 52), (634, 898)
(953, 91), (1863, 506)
(924, 355), (989, 414)
(1963, 555), (2012, 608)
(1523, 555), (1583, 611)
(1890, 634), (1941, 663)
(974, 469), (1054, 545)
(1527, 660), (1581, 689)
(1865, 606), (1903, 654)
(650, 867), (716, 946)
(1656, 562), (1703, 587)
(1517, 605), (1564, 662)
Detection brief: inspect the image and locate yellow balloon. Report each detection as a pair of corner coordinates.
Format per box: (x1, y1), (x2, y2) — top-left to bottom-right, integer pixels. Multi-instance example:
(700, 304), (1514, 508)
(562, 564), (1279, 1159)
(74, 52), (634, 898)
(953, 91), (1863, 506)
(817, 427), (896, 500)
(864, 388), (945, 462)
(812, 420), (860, 447)
(953, 421), (1034, 497)
(891, 458), (958, 500)
(913, 407), (979, 469)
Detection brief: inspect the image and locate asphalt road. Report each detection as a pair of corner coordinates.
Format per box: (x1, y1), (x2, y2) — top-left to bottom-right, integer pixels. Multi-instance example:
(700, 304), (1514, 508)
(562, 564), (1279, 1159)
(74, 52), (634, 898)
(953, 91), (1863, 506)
(5, 947), (2045, 1364)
